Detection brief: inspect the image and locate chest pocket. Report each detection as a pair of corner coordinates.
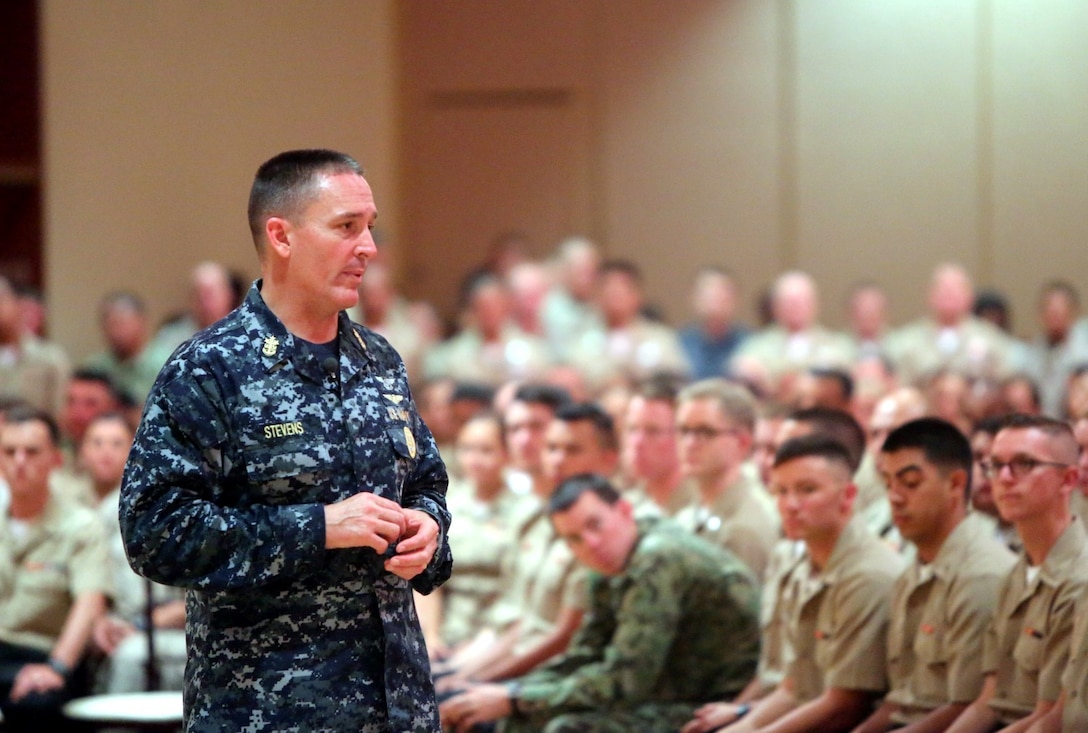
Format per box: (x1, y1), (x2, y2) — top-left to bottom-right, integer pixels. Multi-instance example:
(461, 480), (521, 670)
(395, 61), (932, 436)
(913, 623), (951, 700)
(242, 438), (334, 504)
(1012, 625), (1046, 677)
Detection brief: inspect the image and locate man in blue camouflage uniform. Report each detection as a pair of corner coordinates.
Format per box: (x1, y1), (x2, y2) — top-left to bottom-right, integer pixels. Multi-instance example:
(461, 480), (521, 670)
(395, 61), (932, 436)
(120, 149), (452, 732)
(439, 473), (759, 733)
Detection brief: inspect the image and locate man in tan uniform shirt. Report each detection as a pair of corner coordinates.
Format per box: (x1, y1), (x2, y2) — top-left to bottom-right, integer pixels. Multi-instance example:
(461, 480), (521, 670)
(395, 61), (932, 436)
(684, 434), (904, 733)
(0, 407), (111, 730)
(852, 418), (1016, 733)
(947, 414), (1088, 733)
(672, 378), (780, 580)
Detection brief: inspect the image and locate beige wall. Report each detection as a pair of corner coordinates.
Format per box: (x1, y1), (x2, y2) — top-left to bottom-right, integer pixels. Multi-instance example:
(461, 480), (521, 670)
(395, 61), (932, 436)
(42, 0), (401, 361)
(401, 0), (1088, 335)
(41, 0), (1088, 363)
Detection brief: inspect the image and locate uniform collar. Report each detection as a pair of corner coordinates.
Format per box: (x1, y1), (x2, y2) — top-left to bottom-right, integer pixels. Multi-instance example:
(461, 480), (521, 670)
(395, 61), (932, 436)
(1036, 516), (1088, 587)
(242, 280), (372, 383)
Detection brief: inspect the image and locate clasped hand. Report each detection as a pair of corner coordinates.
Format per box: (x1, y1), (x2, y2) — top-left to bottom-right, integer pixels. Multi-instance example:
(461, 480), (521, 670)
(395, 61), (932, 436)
(324, 492), (440, 580)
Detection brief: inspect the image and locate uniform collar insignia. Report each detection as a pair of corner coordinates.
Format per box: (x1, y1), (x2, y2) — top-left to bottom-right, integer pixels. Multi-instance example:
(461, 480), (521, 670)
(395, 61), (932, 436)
(262, 335), (280, 357)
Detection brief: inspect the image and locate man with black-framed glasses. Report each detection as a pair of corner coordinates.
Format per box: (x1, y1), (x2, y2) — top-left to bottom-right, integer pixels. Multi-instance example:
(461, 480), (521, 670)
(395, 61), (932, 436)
(946, 414), (1088, 733)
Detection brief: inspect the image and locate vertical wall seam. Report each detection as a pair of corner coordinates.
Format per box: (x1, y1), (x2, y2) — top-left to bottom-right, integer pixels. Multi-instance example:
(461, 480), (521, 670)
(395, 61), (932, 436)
(777, 0), (798, 271)
(977, 0), (995, 284)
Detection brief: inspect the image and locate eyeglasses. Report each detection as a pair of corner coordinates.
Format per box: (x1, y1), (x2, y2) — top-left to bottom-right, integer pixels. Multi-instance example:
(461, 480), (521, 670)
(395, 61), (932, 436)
(675, 426), (739, 441)
(981, 457), (1070, 479)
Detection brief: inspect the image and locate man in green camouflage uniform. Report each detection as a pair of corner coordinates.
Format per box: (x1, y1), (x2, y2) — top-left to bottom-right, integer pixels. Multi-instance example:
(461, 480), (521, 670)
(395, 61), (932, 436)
(440, 473), (759, 733)
(120, 150), (451, 732)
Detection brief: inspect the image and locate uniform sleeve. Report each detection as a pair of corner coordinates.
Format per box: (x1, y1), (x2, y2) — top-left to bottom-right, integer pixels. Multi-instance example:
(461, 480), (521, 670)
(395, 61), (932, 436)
(401, 397), (452, 595)
(944, 571), (1006, 702)
(119, 359), (327, 591)
(515, 550), (698, 714)
(820, 569), (895, 692)
(68, 512), (114, 598)
(1037, 576), (1088, 702)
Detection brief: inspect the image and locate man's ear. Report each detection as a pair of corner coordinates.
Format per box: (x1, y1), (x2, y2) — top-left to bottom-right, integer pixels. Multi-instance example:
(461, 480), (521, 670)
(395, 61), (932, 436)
(265, 217), (292, 259)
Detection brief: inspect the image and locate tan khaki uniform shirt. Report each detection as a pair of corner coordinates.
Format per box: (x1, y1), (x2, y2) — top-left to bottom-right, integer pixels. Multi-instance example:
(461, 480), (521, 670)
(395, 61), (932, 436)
(441, 478), (531, 646)
(0, 494), (112, 652)
(781, 516), (905, 702)
(757, 539), (805, 689)
(673, 470), (781, 579)
(1061, 591), (1088, 732)
(884, 513), (1017, 725)
(984, 518), (1088, 725)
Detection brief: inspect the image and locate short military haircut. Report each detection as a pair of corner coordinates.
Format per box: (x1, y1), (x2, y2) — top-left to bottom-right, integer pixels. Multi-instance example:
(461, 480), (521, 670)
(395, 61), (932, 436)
(85, 410), (137, 437)
(71, 367), (122, 396)
(773, 433), (854, 474)
(1040, 279), (1080, 309)
(247, 149), (363, 250)
(554, 402), (618, 452)
(549, 473), (622, 514)
(633, 373), (684, 404)
(996, 412), (1078, 462)
(450, 381), (496, 408)
(598, 258), (643, 285)
(787, 406), (866, 471)
(677, 378), (757, 433)
(809, 367), (855, 402)
(99, 290), (147, 317)
(2, 404), (61, 447)
(971, 414), (1007, 439)
(882, 417), (973, 499)
(512, 382), (572, 411)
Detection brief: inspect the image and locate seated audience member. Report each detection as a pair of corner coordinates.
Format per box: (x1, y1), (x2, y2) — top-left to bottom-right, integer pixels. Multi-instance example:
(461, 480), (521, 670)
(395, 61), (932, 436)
(347, 256), (440, 387)
(852, 418), (1015, 732)
(998, 373), (1042, 416)
(0, 275), (71, 418)
(149, 260), (236, 356)
(845, 281), (891, 361)
(505, 259), (554, 339)
(672, 378), (780, 579)
(438, 402), (617, 687)
(1022, 280), (1088, 417)
(792, 367), (853, 412)
(885, 264), (1013, 387)
(620, 376), (695, 517)
(416, 410), (526, 659)
(83, 412), (185, 694)
(0, 407), (111, 730)
(1070, 413), (1088, 526)
(946, 415), (1088, 732)
(540, 236), (603, 363)
(730, 270), (855, 403)
(678, 266), (750, 380)
(969, 416), (1022, 553)
(82, 290), (170, 405)
(425, 272), (553, 388)
(565, 259), (690, 391)
(442, 380), (497, 481)
(685, 435), (905, 733)
(440, 473), (760, 733)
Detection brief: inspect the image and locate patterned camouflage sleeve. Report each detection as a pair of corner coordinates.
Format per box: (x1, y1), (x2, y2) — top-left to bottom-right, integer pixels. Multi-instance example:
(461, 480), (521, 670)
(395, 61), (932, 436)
(119, 355), (328, 591)
(401, 390), (452, 595)
(514, 540), (756, 714)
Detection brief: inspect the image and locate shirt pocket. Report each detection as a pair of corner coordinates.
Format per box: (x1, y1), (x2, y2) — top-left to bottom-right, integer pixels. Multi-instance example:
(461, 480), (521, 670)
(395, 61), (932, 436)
(241, 438), (334, 504)
(1012, 625), (1045, 685)
(913, 623), (951, 701)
